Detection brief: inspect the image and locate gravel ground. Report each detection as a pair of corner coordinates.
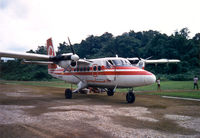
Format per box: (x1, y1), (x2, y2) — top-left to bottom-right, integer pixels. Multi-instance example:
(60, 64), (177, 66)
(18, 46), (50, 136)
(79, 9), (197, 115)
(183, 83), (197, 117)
(0, 83), (200, 138)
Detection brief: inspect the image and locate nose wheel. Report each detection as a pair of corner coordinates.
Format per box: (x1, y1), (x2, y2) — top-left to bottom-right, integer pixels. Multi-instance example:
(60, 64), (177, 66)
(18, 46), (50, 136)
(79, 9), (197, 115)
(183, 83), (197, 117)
(65, 89), (72, 99)
(126, 91), (135, 103)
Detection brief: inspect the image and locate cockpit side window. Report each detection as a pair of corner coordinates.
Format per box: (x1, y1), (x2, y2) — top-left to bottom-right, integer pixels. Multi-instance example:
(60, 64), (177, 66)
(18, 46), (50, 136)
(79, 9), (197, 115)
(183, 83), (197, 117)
(112, 60), (123, 66)
(129, 60), (139, 64)
(109, 59), (132, 67)
(108, 60), (114, 65)
(106, 61), (112, 68)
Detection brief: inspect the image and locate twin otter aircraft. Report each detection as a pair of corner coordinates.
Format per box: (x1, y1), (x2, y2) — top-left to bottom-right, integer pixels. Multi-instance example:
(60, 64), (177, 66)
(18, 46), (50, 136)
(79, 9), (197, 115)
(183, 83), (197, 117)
(0, 38), (179, 103)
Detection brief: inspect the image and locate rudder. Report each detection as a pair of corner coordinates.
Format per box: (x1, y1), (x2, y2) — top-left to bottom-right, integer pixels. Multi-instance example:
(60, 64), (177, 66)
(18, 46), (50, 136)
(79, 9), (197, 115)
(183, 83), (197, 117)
(46, 38), (57, 70)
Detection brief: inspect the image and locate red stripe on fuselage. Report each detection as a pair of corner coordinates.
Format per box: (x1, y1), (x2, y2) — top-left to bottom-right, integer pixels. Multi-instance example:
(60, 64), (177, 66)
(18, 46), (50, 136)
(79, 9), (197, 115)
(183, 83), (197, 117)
(49, 66), (153, 76)
(48, 66), (141, 72)
(48, 66), (140, 71)
(49, 70), (152, 76)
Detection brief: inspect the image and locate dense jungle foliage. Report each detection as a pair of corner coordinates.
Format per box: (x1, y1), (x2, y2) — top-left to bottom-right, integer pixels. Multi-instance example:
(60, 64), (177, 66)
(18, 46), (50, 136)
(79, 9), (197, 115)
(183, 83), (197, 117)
(0, 28), (200, 81)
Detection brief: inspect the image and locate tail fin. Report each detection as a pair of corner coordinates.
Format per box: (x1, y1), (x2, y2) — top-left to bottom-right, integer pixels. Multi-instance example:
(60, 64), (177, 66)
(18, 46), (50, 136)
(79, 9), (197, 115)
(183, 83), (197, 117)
(47, 38), (56, 56)
(46, 38), (57, 70)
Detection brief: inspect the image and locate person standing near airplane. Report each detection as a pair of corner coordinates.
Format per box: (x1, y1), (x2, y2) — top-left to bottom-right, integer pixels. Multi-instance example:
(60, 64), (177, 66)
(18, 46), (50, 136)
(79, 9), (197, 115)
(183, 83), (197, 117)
(156, 77), (161, 91)
(193, 76), (199, 90)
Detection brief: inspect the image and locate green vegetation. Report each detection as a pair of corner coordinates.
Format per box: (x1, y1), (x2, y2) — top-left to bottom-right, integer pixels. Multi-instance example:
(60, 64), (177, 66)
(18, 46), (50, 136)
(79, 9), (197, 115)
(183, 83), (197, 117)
(0, 28), (200, 81)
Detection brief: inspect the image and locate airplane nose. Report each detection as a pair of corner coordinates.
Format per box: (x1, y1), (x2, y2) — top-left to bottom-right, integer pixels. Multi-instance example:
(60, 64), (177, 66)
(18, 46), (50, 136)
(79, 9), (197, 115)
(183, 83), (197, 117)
(151, 74), (156, 83)
(145, 73), (156, 85)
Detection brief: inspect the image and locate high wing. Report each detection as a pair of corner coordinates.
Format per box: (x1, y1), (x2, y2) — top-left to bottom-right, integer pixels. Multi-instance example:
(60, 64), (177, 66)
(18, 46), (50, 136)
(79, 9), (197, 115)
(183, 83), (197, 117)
(127, 57), (180, 69)
(0, 51), (50, 61)
(0, 51), (91, 66)
(144, 59), (180, 64)
(77, 59), (91, 66)
(0, 37), (91, 68)
(127, 58), (180, 64)
(21, 59), (91, 66)
(21, 60), (54, 65)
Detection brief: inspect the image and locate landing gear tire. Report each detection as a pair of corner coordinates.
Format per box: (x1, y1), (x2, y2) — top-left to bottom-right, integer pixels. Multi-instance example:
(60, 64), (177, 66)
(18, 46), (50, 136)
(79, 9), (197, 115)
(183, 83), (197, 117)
(126, 91), (135, 103)
(65, 89), (72, 99)
(107, 89), (114, 96)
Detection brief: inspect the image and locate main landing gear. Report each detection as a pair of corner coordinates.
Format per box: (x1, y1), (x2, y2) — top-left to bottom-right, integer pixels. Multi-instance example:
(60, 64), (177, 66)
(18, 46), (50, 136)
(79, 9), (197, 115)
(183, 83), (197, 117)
(107, 88), (114, 96)
(65, 87), (135, 104)
(65, 89), (72, 99)
(126, 90), (135, 103)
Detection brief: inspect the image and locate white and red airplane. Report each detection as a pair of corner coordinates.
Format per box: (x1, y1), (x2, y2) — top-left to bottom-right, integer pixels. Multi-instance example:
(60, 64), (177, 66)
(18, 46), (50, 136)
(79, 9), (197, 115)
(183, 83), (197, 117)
(0, 38), (158, 103)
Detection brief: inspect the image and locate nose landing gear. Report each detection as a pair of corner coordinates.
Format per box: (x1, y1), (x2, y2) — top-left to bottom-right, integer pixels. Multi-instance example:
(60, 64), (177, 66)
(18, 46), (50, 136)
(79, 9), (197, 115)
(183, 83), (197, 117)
(126, 90), (135, 103)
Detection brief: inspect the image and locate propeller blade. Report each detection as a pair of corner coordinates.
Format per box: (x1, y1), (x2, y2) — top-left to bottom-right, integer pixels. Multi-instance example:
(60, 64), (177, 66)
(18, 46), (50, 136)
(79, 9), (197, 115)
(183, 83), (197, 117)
(146, 56), (153, 60)
(68, 37), (75, 54)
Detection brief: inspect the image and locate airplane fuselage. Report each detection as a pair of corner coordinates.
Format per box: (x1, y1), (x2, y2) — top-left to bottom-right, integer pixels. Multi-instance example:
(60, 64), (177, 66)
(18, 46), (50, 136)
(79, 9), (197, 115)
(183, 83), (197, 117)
(49, 57), (156, 89)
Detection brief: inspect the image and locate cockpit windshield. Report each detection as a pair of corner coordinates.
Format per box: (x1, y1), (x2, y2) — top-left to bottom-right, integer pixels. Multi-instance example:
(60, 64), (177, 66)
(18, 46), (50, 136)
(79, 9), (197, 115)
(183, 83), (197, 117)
(107, 59), (132, 67)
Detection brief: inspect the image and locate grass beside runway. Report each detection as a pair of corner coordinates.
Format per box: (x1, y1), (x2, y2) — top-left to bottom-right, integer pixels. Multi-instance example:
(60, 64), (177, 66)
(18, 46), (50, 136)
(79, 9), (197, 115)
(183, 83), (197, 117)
(0, 80), (196, 90)
(135, 81), (195, 91)
(0, 80), (200, 99)
(138, 91), (200, 99)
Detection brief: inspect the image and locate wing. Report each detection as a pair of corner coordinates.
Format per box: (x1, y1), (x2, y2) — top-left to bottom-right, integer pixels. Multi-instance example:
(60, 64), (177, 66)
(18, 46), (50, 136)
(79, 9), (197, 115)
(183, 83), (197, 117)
(21, 59), (91, 66)
(144, 59), (180, 64)
(0, 51), (50, 61)
(77, 59), (91, 66)
(21, 60), (54, 65)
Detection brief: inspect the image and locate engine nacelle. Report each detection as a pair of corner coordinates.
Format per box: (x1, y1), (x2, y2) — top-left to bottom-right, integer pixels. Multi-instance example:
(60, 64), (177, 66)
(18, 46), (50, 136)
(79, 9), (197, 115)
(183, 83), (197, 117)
(70, 61), (77, 68)
(58, 60), (77, 69)
(58, 60), (71, 69)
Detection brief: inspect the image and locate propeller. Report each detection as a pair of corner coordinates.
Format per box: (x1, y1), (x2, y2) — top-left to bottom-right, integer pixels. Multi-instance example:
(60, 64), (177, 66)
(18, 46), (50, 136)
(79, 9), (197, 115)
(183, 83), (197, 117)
(49, 37), (79, 68)
(68, 37), (75, 54)
(145, 56), (152, 60)
(67, 37), (79, 61)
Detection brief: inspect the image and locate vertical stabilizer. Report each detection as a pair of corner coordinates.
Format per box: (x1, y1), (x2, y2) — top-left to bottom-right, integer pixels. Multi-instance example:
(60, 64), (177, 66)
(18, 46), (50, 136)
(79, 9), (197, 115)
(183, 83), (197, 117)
(46, 38), (57, 70)
(47, 38), (56, 56)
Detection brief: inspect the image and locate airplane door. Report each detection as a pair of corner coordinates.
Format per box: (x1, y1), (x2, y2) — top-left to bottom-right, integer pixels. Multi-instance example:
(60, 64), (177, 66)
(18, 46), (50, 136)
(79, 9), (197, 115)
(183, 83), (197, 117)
(106, 60), (116, 82)
(114, 66), (117, 81)
(92, 64), (98, 78)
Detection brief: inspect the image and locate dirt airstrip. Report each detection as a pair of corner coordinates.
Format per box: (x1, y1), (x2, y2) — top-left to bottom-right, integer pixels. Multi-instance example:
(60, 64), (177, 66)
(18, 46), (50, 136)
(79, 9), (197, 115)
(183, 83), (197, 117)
(0, 83), (200, 138)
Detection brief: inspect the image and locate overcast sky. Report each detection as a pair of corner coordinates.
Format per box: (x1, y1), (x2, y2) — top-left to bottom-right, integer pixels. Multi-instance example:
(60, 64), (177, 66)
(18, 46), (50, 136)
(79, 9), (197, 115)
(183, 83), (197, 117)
(0, 0), (200, 52)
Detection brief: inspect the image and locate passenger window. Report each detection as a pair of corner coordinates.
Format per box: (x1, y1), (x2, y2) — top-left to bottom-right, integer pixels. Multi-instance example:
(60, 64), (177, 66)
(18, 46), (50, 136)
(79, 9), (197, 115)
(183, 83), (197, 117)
(83, 67), (86, 72)
(98, 66), (101, 71)
(80, 67), (83, 72)
(93, 66), (97, 71)
(87, 66), (90, 71)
